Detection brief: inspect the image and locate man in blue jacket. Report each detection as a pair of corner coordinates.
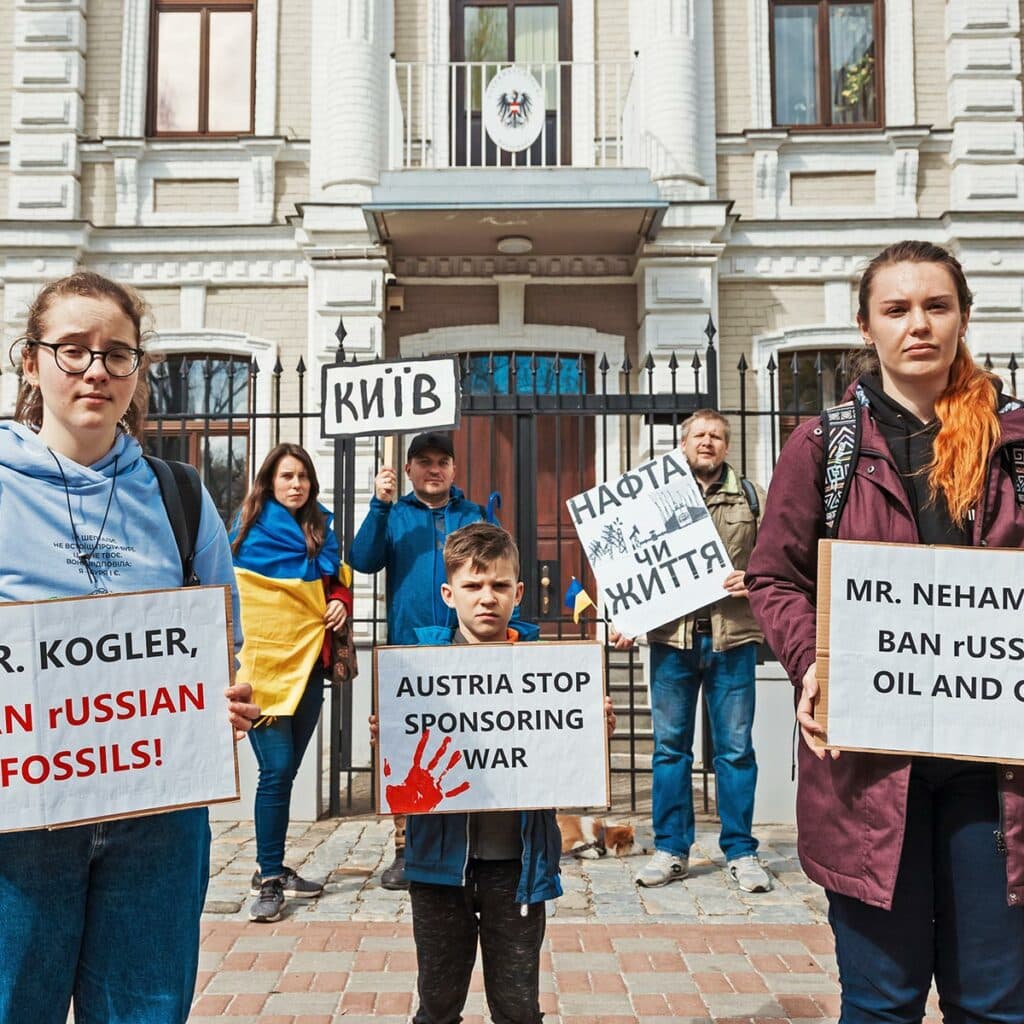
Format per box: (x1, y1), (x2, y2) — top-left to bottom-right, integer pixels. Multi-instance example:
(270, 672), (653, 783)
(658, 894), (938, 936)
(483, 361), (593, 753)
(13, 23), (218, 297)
(349, 432), (485, 888)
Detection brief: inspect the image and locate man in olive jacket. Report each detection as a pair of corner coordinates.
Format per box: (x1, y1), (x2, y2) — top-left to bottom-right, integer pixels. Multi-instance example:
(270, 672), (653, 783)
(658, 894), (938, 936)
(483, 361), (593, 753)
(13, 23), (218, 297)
(614, 410), (770, 893)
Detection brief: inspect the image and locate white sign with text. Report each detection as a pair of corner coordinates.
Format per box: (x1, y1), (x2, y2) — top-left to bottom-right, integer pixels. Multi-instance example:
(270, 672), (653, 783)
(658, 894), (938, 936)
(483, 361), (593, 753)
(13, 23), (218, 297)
(0, 587), (238, 832)
(375, 642), (608, 814)
(820, 540), (1024, 762)
(321, 356), (461, 438)
(567, 451), (734, 636)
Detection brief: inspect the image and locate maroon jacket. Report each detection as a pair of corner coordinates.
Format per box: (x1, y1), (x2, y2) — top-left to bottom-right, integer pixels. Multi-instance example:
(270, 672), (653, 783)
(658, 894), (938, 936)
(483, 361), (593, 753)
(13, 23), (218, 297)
(747, 389), (1024, 909)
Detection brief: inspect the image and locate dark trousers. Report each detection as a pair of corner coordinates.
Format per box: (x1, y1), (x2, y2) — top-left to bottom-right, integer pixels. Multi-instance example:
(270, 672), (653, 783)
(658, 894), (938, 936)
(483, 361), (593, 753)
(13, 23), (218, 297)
(410, 859), (546, 1024)
(828, 758), (1024, 1024)
(247, 668), (324, 878)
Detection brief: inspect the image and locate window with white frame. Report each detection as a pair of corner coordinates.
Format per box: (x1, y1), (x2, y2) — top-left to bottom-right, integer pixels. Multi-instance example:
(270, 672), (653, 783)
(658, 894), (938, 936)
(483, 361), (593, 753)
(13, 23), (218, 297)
(148, 1), (256, 136)
(771, 1), (882, 128)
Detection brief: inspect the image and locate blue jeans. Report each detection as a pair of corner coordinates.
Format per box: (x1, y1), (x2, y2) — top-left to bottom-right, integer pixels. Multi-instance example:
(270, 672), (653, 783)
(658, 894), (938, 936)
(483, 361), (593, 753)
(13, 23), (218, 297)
(828, 758), (1024, 1024)
(0, 807), (210, 1024)
(248, 668), (324, 878)
(649, 638), (758, 860)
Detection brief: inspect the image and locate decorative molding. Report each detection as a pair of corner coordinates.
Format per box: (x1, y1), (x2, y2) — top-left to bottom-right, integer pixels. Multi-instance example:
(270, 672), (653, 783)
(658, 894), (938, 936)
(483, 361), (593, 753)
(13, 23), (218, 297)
(398, 322), (626, 367)
(750, 325), (861, 480)
(392, 254), (634, 279)
(91, 257), (303, 286)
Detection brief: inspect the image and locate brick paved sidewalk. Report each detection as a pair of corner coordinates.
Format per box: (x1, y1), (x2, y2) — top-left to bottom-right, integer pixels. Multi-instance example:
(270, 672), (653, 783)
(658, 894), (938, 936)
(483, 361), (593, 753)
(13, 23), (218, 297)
(193, 815), (942, 1023)
(192, 919), (940, 1023)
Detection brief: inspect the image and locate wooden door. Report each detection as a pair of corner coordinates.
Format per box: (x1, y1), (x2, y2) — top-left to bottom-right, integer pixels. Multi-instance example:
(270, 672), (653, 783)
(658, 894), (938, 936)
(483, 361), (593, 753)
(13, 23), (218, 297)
(451, 352), (597, 636)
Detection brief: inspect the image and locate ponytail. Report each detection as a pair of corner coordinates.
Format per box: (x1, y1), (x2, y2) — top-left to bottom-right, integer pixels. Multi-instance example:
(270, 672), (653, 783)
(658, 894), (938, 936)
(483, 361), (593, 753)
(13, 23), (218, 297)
(928, 341), (1001, 526)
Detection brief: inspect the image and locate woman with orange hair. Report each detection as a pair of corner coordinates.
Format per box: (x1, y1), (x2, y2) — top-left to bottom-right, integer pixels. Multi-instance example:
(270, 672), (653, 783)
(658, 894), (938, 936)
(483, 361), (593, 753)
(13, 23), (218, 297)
(747, 240), (1024, 1021)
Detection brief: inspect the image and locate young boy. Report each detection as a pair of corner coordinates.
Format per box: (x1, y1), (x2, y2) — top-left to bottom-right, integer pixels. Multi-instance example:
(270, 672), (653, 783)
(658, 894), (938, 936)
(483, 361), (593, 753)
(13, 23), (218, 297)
(390, 522), (613, 1024)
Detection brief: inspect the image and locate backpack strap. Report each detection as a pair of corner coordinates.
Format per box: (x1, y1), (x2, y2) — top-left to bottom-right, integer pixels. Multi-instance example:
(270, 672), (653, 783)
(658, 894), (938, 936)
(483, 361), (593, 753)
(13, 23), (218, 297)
(822, 400), (861, 538)
(145, 455), (203, 586)
(739, 476), (760, 540)
(739, 477), (760, 518)
(1007, 443), (1024, 509)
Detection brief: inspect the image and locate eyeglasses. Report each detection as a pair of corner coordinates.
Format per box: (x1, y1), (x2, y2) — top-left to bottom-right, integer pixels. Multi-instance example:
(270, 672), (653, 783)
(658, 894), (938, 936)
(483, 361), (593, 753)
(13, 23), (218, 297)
(31, 341), (142, 378)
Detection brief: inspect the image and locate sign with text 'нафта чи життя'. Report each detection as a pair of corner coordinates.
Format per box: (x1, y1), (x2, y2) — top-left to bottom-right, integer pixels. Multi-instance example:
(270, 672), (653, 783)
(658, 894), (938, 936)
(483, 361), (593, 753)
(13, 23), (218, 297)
(320, 355), (461, 439)
(567, 450), (734, 637)
(374, 641), (608, 815)
(816, 539), (1024, 763)
(0, 587), (238, 832)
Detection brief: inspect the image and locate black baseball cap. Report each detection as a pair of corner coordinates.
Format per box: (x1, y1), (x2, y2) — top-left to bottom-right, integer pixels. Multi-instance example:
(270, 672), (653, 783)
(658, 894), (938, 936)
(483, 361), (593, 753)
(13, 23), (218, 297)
(407, 432), (455, 460)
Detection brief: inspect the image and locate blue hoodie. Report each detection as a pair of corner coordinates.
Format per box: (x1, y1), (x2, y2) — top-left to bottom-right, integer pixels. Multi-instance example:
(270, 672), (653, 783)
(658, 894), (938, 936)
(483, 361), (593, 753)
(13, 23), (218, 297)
(348, 487), (484, 644)
(0, 422), (241, 648)
(403, 621), (563, 907)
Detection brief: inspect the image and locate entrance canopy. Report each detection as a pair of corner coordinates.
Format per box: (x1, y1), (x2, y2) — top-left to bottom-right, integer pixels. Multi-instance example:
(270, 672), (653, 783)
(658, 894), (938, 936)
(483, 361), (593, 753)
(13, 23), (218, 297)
(365, 168), (667, 265)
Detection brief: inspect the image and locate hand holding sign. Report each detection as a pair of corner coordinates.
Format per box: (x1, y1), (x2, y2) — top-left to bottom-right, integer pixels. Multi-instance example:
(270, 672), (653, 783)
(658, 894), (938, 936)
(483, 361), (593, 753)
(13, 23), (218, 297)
(375, 467), (398, 504)
(384, 729), (470, 813)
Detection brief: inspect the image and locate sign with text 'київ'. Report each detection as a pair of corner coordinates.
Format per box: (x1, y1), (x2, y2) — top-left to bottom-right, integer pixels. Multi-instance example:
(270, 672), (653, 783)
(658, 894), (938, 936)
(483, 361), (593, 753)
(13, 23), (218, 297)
(817, 539), (1024, 763)
(0, 586), (238, 832)
(374, 641), (608, 815)
(320, 356), (461, 439)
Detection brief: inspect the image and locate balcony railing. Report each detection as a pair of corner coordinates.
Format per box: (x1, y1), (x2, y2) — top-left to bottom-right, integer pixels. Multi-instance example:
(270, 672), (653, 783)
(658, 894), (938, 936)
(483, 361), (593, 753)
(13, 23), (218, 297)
(389, 59), (635, 170)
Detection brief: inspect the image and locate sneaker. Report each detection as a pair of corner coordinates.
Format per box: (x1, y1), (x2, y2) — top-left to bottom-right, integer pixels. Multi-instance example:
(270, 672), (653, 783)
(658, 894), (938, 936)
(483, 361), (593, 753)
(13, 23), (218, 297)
(636, 849), (688, 887)
(248, 876), (285, 923)
(380, 850), (408, 891)
(250, 866), (324, 899)
(728, 855), (772, 893)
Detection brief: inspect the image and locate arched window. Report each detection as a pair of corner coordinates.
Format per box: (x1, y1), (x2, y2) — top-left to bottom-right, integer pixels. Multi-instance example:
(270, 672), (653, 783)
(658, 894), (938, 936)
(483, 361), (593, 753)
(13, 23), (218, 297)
(778, 347), (858, 444)
(145, 353), (251, 523)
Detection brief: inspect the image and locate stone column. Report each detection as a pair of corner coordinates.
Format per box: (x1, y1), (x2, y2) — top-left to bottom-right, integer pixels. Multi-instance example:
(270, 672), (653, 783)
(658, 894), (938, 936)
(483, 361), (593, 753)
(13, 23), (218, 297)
(310, 0), (394, 200)
(629, 0), (707, 199)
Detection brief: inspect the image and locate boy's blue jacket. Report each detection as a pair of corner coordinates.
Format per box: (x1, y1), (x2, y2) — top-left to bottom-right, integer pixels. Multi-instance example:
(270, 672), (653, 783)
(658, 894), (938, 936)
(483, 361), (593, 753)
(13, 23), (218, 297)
(347, 488), (484, 645)
(403, 621), (564, 906)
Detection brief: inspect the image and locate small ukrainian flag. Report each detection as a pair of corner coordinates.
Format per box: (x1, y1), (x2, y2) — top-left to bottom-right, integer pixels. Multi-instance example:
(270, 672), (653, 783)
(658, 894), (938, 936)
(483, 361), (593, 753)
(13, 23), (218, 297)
(563, 576), (595, 624)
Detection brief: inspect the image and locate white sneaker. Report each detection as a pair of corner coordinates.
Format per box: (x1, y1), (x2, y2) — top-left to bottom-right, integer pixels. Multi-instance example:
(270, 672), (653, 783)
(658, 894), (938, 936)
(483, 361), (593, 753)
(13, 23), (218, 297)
(727, 855), (772, 893)
(636, 849), (688, 887)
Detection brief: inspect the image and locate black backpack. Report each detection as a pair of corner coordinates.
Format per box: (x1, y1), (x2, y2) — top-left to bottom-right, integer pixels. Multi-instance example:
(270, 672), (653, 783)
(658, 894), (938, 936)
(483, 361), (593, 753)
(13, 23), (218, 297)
(145, 456), (203, 587)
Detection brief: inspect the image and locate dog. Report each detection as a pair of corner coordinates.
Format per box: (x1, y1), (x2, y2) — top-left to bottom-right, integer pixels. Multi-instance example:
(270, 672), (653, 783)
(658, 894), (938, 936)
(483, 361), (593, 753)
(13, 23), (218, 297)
(556, 814), (642, 859)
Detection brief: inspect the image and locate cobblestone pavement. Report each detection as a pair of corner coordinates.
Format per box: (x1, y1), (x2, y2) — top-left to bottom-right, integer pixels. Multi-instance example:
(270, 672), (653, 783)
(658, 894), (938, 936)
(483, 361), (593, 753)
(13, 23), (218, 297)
(194, 814), (941, 1023)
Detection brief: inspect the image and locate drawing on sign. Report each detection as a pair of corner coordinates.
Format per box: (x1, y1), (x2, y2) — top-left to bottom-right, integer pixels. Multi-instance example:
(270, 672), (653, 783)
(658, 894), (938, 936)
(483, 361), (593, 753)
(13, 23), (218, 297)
(568, 451), (733, 636)
(383, 729), (471, 814)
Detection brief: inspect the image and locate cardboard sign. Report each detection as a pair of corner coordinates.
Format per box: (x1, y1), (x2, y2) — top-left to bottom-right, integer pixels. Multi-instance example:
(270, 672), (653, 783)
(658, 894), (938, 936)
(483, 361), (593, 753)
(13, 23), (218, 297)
(816, 539), (1024, 763)
(567, 451), (734, 636)
(321, 356), (461, 439)
(0, 587), (239, 832)
(374, 641), (608, 814)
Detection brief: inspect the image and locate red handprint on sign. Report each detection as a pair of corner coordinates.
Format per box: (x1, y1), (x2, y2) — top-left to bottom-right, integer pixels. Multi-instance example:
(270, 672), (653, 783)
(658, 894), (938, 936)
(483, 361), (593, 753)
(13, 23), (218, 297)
(384, 728), (470, 814)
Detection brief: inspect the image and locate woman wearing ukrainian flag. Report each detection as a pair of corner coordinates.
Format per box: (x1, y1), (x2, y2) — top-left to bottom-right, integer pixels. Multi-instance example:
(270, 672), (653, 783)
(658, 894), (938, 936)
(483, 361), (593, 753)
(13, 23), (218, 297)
(230, 443), (352, 923)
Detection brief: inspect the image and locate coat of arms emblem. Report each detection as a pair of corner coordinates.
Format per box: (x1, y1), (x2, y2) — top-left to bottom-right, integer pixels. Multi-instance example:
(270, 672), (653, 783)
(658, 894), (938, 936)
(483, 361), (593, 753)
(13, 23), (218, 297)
(483, 67), (546, 153)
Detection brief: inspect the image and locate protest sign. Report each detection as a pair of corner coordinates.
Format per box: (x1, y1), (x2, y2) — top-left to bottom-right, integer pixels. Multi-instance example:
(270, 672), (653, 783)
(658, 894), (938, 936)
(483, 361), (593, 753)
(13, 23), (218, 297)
(374, 641), (607, 814)
(566, 451), (734, 636)
(816, 539), (1024, 763)
(321, 355), (460, 438)
(0, 586), (238, 832)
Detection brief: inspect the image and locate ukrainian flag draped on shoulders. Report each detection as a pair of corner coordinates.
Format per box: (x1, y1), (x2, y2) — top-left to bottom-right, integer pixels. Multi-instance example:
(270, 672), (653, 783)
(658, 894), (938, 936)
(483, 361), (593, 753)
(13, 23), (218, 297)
(231, 498), (352, 716)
